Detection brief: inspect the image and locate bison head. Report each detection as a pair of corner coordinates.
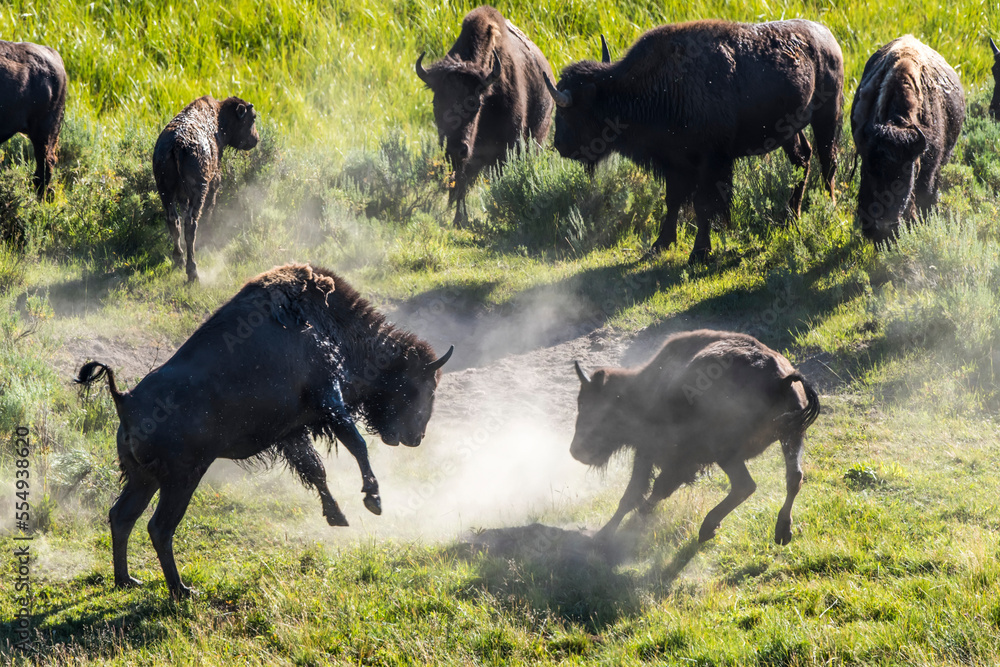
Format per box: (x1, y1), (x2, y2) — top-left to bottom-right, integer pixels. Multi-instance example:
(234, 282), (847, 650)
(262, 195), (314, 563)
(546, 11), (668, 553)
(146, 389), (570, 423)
(365, 345), (453, 448)
(416, 52), (502, 176)
(220, 97), (260, 151)
(569, 361), (631, 467)
(991, 37), (1000, 120)
(545, 39), (618, 171)
(855, 122), (926, 243)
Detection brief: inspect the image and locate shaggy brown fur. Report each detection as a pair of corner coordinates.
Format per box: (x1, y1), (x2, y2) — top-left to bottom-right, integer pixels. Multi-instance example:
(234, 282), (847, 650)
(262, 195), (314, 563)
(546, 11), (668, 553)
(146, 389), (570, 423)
(152, 95), (259, 281)
(571, 330), (819, 544)
(546, 19), (844, 263)
(76, 263), (452, 598)
(0, 40), (67, 199)
(850, 36), (964, 243)
(416, 5), (554, 227)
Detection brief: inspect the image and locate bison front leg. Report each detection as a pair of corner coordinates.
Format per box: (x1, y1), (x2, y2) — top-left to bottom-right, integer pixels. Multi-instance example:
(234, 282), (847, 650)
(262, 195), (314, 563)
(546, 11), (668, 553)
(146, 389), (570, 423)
(782, 130), (813, 218)
(775, 433), (805, 545)
(650, 172), (696, 254)
(699, 458), (756, 543)
(148, 470), (205, 599)
(689, 157), (734, 264)
(282, 433), (348, 526)
(597, 451), (653, 539)
(333, 421), (382, 516)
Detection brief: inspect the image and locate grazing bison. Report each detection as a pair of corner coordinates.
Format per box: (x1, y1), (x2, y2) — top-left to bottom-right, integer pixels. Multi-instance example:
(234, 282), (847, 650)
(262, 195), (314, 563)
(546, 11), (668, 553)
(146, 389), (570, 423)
(545, 20), (844, 263)
(416, 5), (554, 227)
(990, 38), (1000, 120)
(76, 263), (453, 598)
(153, 96), (259, 282)
(0, 40), (67, 198)
(851, 36), (964, 244)
(571, 330), (819, 544)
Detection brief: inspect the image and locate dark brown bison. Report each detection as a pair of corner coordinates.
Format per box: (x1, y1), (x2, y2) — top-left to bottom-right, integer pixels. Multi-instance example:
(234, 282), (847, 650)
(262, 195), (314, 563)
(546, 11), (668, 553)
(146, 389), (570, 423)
(0, 40), (67, 198)
(851, 36), (964, 244)
(416, 5), (554, 227)
(76, 263), (453, 598)
(571, 330), (819, 544)
(990, 38), (1000, 120)
(153, 96), (259, 282)
(545, 20), (844, 263)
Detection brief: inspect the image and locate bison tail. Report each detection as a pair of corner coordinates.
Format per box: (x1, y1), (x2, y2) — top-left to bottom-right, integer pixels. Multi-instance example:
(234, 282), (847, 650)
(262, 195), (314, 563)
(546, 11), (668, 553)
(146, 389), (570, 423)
(75, 361), (125, 413)
(775, 372), (820, 434)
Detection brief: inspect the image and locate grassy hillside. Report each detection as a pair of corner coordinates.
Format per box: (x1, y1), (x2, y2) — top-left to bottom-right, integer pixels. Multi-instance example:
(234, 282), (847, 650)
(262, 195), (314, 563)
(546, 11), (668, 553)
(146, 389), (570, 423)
(2, 0), (1000, 664)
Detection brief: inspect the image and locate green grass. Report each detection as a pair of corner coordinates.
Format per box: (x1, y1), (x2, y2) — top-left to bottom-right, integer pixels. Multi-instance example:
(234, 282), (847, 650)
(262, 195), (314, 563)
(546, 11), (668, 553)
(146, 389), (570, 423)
(3, 0), (1000, 664)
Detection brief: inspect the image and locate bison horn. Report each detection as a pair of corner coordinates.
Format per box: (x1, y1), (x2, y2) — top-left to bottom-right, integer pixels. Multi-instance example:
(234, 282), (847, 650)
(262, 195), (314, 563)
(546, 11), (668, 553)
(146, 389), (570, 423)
(600, 34), (612, 63)
(483, 52), (502, 86)
(574, 360), (591, 385)
(415, 52), (431, 84)
(426, 345), (454, 372)
(991, 37), (1000, 57)
(544, 74), (572, 108)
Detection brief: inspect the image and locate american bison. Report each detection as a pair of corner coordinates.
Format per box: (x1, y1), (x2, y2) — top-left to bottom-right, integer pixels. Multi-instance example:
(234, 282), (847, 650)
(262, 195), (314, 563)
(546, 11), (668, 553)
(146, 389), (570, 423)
(851, 36), (964, 243)
(153, 96), (259, 282)
(0, 40), (67, 198)
(990, 38), (1000, 120)
(545, 20), (844, 263)
(570, 330), (819, 544)
(76, 263), (453, 598)
(416, 5), (554, 227)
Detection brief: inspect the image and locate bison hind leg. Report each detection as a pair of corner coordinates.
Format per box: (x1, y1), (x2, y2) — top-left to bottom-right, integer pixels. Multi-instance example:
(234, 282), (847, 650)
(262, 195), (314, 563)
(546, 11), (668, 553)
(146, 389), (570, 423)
(147, 468), (206, 599)
(110, 453), (159, 589)
(782, 131), (813, 219)
(698, 458), (756, 543)
(282, 434), (349, 527)
(775, 433), (805, 545)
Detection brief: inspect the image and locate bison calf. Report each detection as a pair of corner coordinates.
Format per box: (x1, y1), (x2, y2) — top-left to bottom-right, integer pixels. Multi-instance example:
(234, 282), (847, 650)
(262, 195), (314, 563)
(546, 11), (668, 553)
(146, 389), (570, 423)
(0, 40), (67, 198)
(76, 263), (452, 598)
(851, 36), (964, 243)
(416, 5), (554, 227)
(153, 96), (259, 282)
(571, 330), (819, 544)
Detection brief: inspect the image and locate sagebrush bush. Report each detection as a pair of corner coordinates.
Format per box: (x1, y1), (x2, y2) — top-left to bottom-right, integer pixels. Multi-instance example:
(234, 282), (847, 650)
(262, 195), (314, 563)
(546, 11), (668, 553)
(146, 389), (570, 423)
(480, 141), (662, 252)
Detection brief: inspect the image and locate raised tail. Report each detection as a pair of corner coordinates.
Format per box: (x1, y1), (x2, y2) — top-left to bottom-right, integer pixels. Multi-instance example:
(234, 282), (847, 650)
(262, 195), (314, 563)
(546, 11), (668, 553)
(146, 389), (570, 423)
(75, 361), (126, 415)
(774, 372), (820, 434)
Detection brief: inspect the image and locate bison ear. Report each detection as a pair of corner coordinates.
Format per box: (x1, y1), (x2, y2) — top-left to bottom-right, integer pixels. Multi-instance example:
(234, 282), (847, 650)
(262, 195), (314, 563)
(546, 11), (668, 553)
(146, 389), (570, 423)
(574, 360), (591, 385)
(426, 345), (454, 372)
(600, 34), (612, 63)
(991, 37), (1000, 57)
(483, 52), (502, 86)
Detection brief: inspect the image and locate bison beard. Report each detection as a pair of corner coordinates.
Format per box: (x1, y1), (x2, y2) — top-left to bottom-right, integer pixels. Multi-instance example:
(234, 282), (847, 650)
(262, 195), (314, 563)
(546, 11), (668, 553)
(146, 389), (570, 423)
(570, 330), (820, 544)
(76, 263), (452, 598)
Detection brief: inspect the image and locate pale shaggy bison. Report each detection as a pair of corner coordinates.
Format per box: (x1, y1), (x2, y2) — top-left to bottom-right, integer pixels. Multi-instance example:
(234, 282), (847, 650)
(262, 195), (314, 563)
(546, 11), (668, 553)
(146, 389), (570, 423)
(0, 40), (67, 198)
(416, 5), (554, 227)
(76, 263), (453, 598)
(571, 330), (819, 544)
(152, 96), (259, 282)
(851, 36), (964, 243)
(545, 19), (844, 263)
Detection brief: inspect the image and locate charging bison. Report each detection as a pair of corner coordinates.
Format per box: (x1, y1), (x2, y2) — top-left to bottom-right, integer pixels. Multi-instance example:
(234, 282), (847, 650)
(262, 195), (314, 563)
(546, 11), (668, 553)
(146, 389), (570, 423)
(416, 5), (554, 227)
(153, 96), (259, 282)
(76, 263), (453, 598)
(851, 36), (964, 243)
(0, 40), (67, 198)
(545, 20), (844, 263)
(990, 38), (1000, 120)
(571, 330), (819, 544)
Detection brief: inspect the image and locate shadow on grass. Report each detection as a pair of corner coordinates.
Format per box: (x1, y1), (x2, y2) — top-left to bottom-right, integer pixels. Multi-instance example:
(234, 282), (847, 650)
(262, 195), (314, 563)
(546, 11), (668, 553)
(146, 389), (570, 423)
(449, 523), (702, 632)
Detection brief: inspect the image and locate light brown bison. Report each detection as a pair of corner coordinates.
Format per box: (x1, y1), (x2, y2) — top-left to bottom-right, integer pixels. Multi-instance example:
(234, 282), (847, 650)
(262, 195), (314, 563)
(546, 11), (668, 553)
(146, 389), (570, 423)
(990, 38), (999, 120)
(0, 40), (67, 198)
(152, 96), (259, 282)
(76, 263), (453, 598)
(851, 36), (964, 243)
(416, 5), (554, 227)
(545, 20), (844, 263)
(571, 330), (819, 544)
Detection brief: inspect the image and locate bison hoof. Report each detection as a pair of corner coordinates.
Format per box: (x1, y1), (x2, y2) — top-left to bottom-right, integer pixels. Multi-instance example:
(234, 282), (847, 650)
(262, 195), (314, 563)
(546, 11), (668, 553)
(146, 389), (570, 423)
(774, 522), (793, 546)
(115, 576), (143, 589)
(363, 493), (382, 516)
(171, 584), (198, 600)
(688, 247), (711, 265)
(326, 506), (349, 527)
(186, 270), (200, 283)
(698, 522), (719, 543)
